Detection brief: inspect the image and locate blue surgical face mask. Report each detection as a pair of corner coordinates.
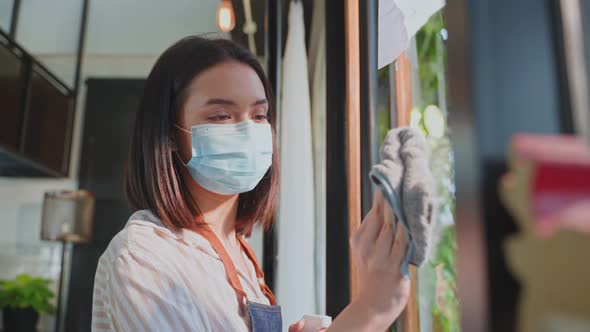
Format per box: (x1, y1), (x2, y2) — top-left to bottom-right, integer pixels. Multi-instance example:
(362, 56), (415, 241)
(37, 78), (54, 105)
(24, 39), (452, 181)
(176, 120), (273, 195)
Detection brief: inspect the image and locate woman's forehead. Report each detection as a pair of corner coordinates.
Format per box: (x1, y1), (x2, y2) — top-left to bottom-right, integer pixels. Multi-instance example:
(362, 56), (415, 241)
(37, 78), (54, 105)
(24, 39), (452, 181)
(187, 61), (266, 103)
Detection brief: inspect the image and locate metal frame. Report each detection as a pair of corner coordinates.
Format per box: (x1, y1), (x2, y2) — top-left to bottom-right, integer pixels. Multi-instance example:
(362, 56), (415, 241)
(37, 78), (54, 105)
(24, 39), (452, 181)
(73, 0), (90, 95)
(359, 0), (379, 216)
(63, 0), (90, 176)
(0, 29), (73, 177)
(9, 0), (21, 39)
(325, 0), (352, 316)
(263, 0), (282, 292)
(551, 0), (576, 134)
(389, 64), (399, 128)
(552, 0), (590, 143)
(1, 0), (88, 95)
(0, 2), (88, 96)
(0, 29), (73, 95)
(0, 0), (89, 178)
(56, 242), (73, 332)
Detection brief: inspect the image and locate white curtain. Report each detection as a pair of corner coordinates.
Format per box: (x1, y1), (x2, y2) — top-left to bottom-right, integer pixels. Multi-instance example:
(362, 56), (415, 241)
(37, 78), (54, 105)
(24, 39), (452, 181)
(277, 1), (316, 329)
(308, 0), (326, 316)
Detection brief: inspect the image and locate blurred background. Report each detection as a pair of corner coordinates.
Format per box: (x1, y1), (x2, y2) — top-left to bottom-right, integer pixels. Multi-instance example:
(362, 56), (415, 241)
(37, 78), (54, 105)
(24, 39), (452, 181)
(0, 0), (589, 331)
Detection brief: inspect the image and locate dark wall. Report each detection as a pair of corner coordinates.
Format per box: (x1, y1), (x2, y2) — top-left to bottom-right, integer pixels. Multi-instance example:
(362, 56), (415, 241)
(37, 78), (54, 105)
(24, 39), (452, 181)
(470, 1), (562, 330)
(449, 0), (572, 331)
(66, 79), (144, 331)
(469, 0), (562, 159)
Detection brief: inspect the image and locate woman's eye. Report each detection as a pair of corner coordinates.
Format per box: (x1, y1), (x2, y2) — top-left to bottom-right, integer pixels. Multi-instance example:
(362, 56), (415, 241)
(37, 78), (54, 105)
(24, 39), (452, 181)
(209, 115), (231, 121)
(252, 114), (268, 121)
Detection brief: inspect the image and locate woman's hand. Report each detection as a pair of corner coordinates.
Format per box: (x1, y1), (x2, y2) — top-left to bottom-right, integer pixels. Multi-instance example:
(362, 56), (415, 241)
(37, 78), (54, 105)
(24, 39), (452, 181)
(327, 190), (411, 332)
(289, 320), (328, 332)
(289, 320), (305, 332)
(351, 190), (411, 321)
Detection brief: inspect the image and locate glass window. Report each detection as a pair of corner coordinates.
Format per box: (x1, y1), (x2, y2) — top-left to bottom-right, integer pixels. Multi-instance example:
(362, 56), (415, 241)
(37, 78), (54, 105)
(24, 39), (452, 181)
(378, 12), (460, 332)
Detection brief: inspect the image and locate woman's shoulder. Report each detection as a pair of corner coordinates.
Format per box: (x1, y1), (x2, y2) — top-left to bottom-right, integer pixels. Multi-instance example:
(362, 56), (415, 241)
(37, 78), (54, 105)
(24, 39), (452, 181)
(98, 210), (179, 266)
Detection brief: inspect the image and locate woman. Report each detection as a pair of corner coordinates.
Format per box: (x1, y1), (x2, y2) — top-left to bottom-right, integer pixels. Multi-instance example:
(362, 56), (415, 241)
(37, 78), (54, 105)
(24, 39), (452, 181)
(92, 36), (410, 332)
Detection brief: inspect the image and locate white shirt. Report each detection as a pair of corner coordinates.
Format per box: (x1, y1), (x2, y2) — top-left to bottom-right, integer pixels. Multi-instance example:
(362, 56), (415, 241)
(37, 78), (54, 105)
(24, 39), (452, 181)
(91, 210), (270, 332)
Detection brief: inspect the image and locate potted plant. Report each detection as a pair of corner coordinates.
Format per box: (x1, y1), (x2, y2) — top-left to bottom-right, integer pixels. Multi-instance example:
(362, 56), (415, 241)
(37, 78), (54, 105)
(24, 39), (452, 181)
(0, 274), (56, 332)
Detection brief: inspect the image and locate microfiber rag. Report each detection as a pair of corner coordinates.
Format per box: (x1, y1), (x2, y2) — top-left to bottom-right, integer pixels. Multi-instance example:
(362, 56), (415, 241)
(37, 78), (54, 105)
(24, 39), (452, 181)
(369, 128), (435, 276)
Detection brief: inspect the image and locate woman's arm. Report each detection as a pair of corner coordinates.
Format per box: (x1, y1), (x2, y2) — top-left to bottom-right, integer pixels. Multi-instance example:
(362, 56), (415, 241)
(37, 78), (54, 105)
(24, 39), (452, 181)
(93, 252), (210, 332)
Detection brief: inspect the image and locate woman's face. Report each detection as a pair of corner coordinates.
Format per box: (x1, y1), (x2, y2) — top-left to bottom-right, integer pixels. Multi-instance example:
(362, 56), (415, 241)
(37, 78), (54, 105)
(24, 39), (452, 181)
(175, 61), (269, 163)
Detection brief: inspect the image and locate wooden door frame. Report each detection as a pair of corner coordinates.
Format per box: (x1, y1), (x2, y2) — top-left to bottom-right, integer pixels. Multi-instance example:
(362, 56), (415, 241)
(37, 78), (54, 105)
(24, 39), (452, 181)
(327, 2), (421, 331)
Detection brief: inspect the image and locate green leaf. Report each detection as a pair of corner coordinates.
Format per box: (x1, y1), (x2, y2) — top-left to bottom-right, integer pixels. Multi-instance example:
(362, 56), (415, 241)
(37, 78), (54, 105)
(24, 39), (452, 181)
(0, 274), (56, 315)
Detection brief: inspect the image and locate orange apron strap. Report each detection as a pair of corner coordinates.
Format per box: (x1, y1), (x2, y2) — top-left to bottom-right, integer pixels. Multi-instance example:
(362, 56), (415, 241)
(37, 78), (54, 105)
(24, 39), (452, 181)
(191, 224), (276, 305)
(190, 225), (249, 301)
(237, 236), (277, 305)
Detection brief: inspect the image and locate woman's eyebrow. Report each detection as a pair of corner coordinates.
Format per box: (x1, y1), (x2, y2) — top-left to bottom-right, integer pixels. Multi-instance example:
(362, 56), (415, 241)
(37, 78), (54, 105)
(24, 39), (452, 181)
(253, 99), (268, 106)
(205, 98), (237, 106)
(203, 98), (267, 106)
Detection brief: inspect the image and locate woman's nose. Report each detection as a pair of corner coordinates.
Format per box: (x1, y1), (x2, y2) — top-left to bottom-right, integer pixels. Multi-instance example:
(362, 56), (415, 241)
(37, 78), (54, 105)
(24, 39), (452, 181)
(235, 112), (251, 123)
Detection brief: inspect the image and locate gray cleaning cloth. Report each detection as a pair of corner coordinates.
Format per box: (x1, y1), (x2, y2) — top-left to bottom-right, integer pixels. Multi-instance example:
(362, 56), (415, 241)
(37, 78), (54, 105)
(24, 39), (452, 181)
(370, 128), (435, 271)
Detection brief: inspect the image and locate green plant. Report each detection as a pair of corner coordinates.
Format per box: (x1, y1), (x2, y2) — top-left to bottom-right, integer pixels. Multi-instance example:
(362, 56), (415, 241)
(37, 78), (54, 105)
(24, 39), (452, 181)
(430, 226), (460, 331)
(415, 11), (460, 332)
(0, 274), (56, 315)
(415, 12), (446, 109)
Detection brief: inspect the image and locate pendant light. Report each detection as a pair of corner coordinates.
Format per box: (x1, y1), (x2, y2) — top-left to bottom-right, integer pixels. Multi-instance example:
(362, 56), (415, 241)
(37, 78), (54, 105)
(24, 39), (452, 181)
(217, 0), (236, 32)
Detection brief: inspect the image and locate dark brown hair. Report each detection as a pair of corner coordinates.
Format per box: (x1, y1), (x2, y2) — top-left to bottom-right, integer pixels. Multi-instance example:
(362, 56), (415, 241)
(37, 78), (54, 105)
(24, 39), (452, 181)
(125, 36), (279, 236)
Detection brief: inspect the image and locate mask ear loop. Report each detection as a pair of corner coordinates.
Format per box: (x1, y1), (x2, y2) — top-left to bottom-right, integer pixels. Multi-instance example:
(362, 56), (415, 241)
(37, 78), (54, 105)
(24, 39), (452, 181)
(174, 124), (191, 134)
(173, 150), (189, 166)
(173, 124), (191, 165)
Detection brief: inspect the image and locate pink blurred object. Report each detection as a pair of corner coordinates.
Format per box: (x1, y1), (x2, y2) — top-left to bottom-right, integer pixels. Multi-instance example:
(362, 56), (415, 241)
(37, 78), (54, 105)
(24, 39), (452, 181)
(511, 134), (590, 164)
(536, 199), (590, 237)
(511, 134), (590, 237)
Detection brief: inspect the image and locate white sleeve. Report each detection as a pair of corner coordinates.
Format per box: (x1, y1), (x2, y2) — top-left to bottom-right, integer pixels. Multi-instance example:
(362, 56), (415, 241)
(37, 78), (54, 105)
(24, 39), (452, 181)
(92, 251), (210, 332)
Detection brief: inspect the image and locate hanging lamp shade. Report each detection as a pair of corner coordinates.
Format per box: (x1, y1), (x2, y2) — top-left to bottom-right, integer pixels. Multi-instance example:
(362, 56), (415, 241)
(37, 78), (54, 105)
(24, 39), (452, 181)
(217, 0), (236, 32)
(40, 190), (95, 243)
